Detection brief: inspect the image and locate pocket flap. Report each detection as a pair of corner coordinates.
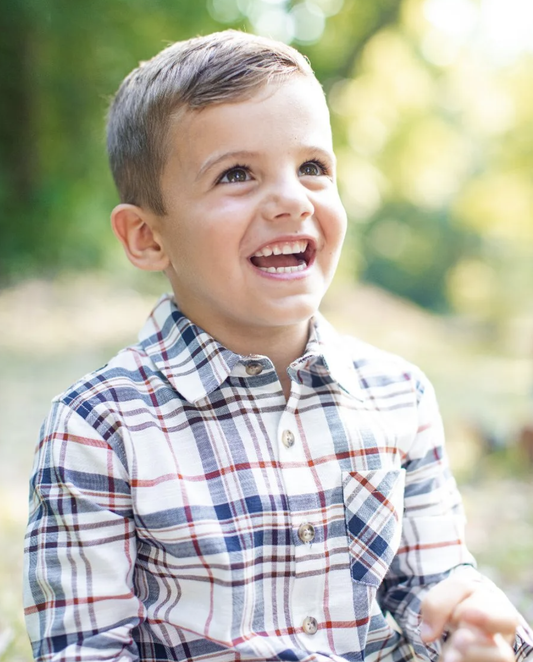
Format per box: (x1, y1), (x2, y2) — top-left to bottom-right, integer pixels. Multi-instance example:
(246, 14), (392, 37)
(343, 469), (405, 587)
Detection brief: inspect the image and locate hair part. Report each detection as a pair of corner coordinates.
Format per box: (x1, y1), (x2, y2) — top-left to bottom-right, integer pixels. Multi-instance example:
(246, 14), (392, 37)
(107, 30), (316, 215)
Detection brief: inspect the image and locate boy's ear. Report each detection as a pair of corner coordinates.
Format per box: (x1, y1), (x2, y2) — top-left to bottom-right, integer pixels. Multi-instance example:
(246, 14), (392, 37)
(111, 204), (170, 272)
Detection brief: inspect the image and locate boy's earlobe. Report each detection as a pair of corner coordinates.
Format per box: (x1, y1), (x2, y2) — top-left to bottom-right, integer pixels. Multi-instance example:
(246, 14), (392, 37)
(111, 204), (170, 272)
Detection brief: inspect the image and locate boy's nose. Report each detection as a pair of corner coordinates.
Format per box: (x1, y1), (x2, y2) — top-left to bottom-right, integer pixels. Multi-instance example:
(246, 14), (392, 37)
(261, 178), (314, 222)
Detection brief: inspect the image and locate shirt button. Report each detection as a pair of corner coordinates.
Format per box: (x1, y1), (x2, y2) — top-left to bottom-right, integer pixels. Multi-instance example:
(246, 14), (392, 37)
(245, 362), (263, 376)
(298, 522), (315, 543)
(302, 616), (318, 635)
(281, 430), (295, 448)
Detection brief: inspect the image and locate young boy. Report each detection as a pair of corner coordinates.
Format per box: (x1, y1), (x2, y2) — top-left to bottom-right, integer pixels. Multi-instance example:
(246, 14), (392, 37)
(24, 30), (533, 662)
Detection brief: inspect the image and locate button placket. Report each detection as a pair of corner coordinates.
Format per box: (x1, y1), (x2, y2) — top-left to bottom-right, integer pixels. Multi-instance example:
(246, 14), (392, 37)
(278, 393), (322, 640)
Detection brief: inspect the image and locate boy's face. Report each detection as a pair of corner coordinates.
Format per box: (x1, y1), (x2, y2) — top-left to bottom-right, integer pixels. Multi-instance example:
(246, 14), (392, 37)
(152, 75), (347, 343)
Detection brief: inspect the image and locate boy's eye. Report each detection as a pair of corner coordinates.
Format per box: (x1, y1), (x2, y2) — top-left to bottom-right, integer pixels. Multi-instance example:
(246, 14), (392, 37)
(299, 160), (326, 177)
(218, 167), (251, 184)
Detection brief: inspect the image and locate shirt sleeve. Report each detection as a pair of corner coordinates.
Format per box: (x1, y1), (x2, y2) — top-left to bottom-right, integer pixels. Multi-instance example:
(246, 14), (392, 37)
(24, 400), (144, 662)
(378, 372), (533, 661)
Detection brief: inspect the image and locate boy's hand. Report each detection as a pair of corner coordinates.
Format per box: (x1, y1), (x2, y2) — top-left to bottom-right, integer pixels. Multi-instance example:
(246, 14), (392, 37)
(420, 574), (519, 662)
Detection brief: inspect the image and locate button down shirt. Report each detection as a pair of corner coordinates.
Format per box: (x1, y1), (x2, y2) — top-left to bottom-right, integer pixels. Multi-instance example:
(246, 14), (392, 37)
(24, 295), (533, 662)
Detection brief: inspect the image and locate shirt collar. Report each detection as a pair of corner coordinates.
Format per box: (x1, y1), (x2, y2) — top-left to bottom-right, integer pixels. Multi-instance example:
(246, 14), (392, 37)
(139, 294), (365, 404)
(139, 295), (241, 404)
(296, 313), (366, 401)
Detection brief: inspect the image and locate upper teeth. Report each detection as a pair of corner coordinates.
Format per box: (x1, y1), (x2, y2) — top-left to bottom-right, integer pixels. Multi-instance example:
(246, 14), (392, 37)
(253, 240), (308, 258)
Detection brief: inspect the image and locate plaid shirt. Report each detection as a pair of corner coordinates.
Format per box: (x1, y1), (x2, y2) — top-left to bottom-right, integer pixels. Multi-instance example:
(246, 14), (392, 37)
(24, 295), (533, 662)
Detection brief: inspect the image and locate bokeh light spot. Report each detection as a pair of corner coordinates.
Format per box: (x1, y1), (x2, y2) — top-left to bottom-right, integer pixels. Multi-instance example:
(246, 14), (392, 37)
(207, 0), (243, 23)
(312, 0), (344, 17)
(291, 2), (326, 44)
(252, 6), (294, 42)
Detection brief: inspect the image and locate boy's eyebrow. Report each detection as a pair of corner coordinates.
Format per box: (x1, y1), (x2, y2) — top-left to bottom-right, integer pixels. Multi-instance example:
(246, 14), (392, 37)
(196, 151), (257, 180)
(196, 146), (336, 181)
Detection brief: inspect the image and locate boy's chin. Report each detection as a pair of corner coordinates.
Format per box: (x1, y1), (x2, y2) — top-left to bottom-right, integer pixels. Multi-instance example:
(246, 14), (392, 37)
(257, 295), (324, 327)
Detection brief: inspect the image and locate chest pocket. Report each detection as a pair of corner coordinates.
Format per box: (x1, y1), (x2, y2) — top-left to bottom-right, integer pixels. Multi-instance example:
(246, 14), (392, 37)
(342, 468), (405, 587)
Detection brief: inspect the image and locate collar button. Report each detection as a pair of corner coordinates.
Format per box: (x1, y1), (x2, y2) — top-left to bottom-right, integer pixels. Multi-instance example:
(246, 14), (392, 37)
(245, 362), (263, 376)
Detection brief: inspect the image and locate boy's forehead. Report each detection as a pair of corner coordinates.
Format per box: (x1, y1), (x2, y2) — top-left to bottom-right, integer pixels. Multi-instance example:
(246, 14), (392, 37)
(173, 74), (325, 121)
(167, 76), (331, 160)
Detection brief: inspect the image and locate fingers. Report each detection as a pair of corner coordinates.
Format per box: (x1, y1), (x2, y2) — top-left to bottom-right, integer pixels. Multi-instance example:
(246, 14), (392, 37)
(453, 593), (518, 643)
(420, 575), (519, 644)
(420, 576), (476, 642)
(443, 628), (515, 662)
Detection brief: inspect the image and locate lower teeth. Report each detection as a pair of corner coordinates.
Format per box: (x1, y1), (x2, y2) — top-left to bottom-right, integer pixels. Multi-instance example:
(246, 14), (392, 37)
(258, 262), (307, 274)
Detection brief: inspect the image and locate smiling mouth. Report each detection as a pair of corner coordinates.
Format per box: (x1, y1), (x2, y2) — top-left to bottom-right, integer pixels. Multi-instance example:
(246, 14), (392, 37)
(249, 239), (314, 273)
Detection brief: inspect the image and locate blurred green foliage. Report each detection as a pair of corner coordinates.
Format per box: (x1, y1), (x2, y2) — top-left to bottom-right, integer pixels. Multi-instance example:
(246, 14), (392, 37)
(1, 0), (533, 325)
(0, 0), (221, 278)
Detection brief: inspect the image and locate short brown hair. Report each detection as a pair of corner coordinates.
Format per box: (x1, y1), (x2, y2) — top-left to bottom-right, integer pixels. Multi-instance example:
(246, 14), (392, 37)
(107, 30), (315, 215)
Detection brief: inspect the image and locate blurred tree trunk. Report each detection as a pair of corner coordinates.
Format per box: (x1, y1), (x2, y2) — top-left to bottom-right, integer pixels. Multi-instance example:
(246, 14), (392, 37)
(0, 3), (37, 273)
